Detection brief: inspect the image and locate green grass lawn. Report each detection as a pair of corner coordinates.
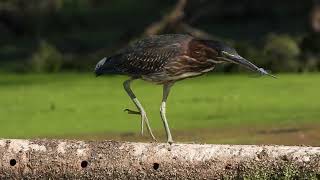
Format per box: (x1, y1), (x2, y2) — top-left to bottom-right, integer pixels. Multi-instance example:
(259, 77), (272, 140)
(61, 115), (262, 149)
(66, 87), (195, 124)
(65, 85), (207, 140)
(0, 73), (319, 145)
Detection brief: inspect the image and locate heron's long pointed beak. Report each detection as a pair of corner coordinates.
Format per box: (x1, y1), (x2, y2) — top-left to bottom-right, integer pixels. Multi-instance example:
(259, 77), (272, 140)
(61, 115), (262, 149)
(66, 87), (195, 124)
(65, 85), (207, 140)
(220, 52), (277, 78)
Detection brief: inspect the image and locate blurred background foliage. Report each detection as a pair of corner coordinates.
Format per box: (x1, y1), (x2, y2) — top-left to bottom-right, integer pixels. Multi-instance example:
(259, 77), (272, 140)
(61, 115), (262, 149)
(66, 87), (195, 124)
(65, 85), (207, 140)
(0, 0), (320, 73)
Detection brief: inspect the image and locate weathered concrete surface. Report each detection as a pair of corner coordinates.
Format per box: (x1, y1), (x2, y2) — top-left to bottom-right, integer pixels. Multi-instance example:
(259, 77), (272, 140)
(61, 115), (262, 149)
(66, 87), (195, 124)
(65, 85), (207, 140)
(0, 139), (319, 179)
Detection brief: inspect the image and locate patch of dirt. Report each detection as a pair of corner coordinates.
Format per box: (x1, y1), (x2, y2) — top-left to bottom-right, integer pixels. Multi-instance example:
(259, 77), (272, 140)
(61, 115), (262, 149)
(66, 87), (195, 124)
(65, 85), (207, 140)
(49, 123), (320, 146)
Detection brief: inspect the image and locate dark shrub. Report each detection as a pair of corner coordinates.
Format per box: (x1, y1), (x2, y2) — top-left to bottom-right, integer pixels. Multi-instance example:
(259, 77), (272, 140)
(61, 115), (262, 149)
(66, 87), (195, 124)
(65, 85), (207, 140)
(29, 41), (63, 73)
(263, 34), (301, 72)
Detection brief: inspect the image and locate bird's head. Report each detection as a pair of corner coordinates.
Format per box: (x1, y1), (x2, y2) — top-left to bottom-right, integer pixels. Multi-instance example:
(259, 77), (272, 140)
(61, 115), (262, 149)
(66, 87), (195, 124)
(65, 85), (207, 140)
(94, 57), (107, 76)
(190, 39), (276, 78)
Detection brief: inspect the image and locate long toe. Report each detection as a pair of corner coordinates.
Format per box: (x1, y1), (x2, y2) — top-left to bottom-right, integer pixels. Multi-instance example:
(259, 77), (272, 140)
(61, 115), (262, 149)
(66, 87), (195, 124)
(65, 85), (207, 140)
(148, 127), (157, 142)
(149, 133), (157, 142)
(151, 137), (158, 142)
(124, 109), (141, 115)
(140, 118), (144, 136)
(141, 114), (157, 141)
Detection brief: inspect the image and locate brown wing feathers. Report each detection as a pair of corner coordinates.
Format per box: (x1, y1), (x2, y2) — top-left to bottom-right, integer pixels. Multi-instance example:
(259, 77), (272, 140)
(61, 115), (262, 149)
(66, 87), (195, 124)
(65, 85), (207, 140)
(100, 34), (216, 79)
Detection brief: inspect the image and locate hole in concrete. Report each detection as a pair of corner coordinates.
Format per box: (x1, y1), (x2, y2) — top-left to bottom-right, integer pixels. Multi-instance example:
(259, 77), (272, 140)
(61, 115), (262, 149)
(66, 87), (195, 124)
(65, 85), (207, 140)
(10, 159), (16, 166)
(280, 155), (289, 161)
(225, 163), (232, 170)
(153, 163), (160, 170)
(81, 160), (88, 168)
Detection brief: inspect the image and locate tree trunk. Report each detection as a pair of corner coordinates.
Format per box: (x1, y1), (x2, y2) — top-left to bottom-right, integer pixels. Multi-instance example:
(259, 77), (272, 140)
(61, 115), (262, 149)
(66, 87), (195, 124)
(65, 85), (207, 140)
(0, 139), (319, 179)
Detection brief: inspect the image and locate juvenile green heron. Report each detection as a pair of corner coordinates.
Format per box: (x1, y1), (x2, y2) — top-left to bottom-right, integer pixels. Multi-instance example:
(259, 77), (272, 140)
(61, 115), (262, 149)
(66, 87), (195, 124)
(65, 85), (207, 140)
(95, 34), (275, 143)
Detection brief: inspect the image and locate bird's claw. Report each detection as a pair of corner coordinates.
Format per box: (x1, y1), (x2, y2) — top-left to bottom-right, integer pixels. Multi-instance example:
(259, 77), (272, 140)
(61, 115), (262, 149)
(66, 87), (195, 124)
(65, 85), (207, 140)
(124, 108), (157, 142)
(167, 140), (174, 145)
(124, 108), (141, 115)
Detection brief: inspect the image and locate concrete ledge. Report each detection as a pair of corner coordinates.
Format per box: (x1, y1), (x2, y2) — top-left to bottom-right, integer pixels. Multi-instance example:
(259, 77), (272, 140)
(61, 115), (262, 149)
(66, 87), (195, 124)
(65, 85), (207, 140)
(0, 139), (319, 179)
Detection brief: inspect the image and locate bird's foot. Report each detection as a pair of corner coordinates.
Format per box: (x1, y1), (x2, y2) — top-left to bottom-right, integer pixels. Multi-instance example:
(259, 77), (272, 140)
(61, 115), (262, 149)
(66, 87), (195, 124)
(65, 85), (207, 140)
(167, 138), (174, 145)
(124, 108), (141, 115)
(167, 140), (174, 145)
(124, 108), (157, 141)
